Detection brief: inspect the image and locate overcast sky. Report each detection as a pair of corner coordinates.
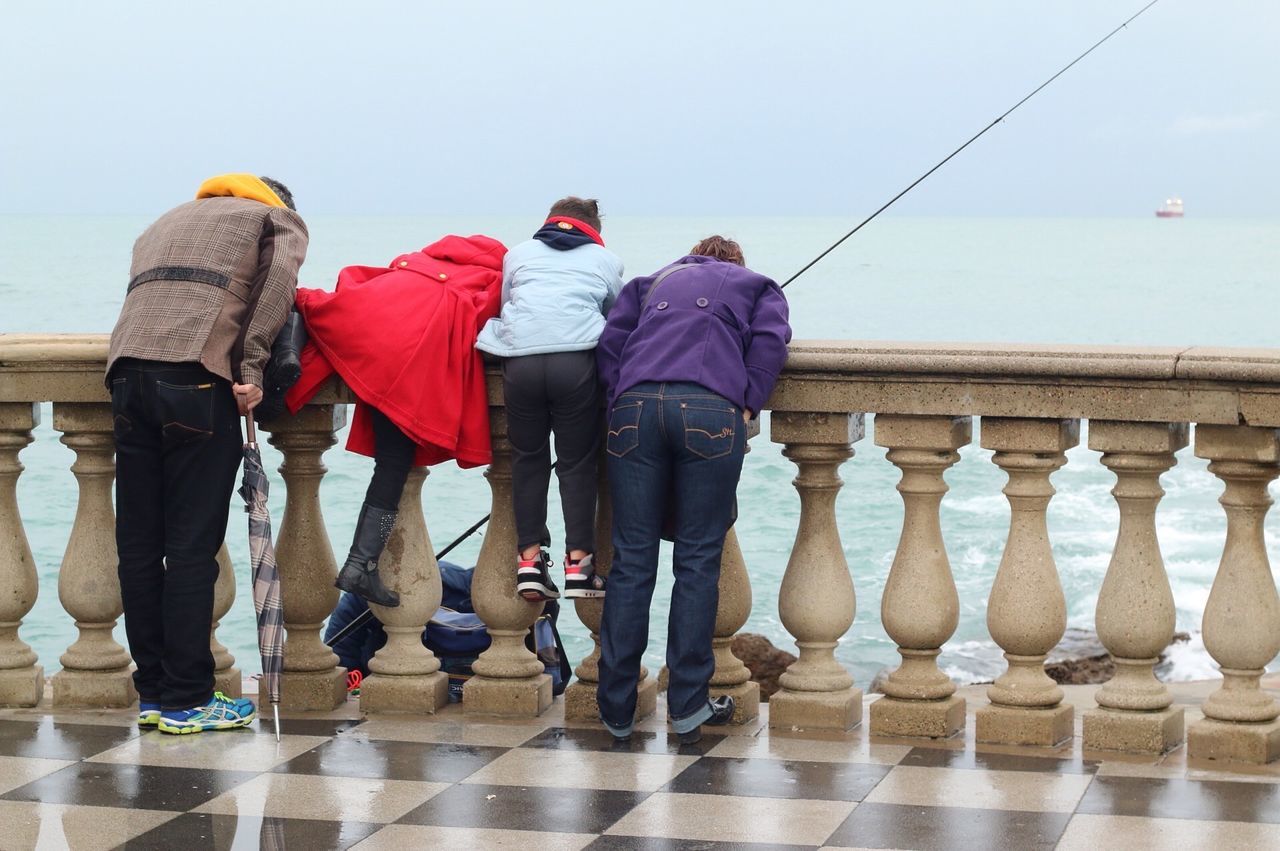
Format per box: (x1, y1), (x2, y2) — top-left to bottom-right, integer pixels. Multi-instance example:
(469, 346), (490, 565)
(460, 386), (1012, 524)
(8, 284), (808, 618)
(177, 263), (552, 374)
(1, 1), (1275, 217)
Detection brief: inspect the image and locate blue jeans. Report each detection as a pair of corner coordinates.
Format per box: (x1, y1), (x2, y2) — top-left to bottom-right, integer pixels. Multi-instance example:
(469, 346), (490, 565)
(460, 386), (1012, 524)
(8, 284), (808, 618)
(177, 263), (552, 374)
(597, 382), (746, 736)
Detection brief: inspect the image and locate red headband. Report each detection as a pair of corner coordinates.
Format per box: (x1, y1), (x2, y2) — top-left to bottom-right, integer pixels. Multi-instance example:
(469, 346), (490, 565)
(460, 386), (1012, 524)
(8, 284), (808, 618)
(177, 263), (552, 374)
(546, 216), (604, 247)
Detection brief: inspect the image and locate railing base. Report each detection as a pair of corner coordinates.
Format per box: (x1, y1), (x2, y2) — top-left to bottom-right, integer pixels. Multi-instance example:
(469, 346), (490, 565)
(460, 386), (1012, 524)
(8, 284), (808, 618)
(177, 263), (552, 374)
(563, 676), (657, 723)
(1083, 706), (1184, 755)
(770, 686), (863, 732)
(0, 665), (44, 707)
(1188, 717), (1280, 765)
(360, 671), (448, 714)
(213, 668), (242, 700)
(869, 694), (962, 739)
(464, 673), (552, 717)
(711, 681), (761, 725)
(976, 703), (1073, 747)
(276, 669), (348, 711)
(51, 667), (135, 709)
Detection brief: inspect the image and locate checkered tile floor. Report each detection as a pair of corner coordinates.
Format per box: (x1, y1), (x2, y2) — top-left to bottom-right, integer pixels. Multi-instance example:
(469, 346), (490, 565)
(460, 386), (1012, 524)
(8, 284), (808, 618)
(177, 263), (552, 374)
(2, 695), (1279, 850)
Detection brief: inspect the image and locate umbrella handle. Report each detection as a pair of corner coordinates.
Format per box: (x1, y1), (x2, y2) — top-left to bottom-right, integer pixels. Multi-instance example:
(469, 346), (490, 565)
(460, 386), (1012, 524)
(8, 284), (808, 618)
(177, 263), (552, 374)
(245, 413), (257, 446)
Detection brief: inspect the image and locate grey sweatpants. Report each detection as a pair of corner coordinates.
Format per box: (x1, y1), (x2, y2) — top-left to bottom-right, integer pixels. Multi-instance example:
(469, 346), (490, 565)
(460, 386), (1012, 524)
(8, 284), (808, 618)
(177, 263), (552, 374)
(502, 349), (601, 554)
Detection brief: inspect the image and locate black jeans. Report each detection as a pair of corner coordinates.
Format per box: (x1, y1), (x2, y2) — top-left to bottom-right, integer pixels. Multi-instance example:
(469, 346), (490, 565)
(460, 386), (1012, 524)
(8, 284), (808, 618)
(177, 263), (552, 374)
(502, 350), (600, 554)
(111, 359), (243, 711)
(597, 382), (746, 736)
(365, 406), (416, 511)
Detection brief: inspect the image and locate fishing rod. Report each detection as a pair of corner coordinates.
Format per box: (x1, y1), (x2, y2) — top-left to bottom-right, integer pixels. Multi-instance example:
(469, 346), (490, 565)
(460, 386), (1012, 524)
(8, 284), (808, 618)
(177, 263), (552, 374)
(781, 0), (1162, 289)
(324, 513), (491, 648)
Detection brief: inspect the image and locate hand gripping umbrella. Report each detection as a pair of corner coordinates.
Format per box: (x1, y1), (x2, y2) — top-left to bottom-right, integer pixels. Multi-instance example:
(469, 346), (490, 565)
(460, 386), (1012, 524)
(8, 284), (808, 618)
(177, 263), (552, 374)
(239, 414), (284, 741)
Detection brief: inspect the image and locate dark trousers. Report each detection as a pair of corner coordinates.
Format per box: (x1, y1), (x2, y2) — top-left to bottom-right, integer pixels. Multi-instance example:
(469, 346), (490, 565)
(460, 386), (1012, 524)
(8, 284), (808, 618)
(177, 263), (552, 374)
(364, 406), (416, 511)
(111, 359), (243, 711)
(502, 350), (601, 554)
(597, 381), (746, 735)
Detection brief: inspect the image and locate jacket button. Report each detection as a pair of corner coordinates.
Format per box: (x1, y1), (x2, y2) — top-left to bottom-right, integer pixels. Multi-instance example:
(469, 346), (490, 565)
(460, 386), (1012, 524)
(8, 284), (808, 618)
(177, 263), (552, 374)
(656, 301), (669, 310)
(439, 273), (448, 280)
(398, 260), (409, 267)
(696, 297), (709, 307)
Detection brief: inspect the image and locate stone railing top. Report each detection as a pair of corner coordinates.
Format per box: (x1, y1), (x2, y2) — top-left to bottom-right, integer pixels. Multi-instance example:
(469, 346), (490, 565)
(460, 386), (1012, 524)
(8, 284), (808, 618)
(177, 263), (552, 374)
(5, 334), (1280, 425)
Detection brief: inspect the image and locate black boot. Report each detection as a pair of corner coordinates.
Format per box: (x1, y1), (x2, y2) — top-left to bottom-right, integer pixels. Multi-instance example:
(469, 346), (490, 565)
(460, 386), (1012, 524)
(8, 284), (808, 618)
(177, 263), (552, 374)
(335, 503), (401, 607)
(677, 695), (736, 745)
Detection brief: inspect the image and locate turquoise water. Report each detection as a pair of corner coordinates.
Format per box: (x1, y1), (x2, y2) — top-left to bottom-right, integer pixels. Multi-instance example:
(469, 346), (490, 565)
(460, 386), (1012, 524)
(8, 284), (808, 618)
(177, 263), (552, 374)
(3, 214), (1279, 686)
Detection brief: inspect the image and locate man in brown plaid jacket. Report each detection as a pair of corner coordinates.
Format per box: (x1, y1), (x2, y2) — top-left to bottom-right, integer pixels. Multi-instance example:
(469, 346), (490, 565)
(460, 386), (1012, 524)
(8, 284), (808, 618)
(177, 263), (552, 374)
(106, 174), (307, 733)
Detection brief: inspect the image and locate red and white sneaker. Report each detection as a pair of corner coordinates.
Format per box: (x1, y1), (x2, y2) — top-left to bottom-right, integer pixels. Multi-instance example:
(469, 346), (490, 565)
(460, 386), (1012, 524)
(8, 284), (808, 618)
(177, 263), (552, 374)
(564, 554), (606, 599)
(516, 550), (560, 601)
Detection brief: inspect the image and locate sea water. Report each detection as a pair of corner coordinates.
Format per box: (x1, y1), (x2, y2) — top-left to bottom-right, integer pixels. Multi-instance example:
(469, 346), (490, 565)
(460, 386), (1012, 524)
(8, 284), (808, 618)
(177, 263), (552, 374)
(2, 214), (1278, 686)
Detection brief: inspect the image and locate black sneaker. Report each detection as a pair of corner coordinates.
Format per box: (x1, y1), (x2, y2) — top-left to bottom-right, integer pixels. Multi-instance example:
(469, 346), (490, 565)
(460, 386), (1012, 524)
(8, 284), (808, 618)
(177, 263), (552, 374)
(516, 550), (560, 601)
(677, 695), (735, 745)
(563, 554), (606, 599)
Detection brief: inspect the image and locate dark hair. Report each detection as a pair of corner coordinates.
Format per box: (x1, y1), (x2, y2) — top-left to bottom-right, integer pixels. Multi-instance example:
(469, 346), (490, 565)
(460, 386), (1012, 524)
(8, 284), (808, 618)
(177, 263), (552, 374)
(690, 235), (745, 266)
(547, 196), (601, 232)
(259, 176), (296, 211)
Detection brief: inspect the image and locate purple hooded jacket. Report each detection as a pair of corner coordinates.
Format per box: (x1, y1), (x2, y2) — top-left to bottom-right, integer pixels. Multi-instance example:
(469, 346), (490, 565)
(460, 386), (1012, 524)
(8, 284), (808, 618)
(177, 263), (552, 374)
(596, 254), (792, 414)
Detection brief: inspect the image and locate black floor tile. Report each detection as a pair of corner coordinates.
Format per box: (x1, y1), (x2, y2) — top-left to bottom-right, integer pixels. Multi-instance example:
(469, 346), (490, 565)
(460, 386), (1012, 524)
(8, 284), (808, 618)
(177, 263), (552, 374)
(0, 718), (139, 760)
(587, 838), (815, 850)
(525, 727), (723, 756)
(274, 737), (506, 783)
(117, 813), (379, 850)
(825, 802), (1071, 850)
(1076, 775), (1280, 824)
(1, 761), (257, 811)
(901, 746), (1098, 775)
(398, 782), (647, 834)
(665, 756), (890, 802)
(249, 717), (366, 737)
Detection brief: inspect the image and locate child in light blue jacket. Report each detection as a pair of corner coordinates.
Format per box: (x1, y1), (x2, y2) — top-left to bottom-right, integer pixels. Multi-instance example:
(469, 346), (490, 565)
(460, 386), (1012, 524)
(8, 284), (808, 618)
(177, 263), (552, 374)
(476, 197), (624, 601)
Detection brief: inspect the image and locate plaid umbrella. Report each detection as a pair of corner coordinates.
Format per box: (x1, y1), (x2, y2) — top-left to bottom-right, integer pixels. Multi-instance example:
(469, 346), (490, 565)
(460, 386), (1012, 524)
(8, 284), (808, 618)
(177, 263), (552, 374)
(239, 415), (284, 741)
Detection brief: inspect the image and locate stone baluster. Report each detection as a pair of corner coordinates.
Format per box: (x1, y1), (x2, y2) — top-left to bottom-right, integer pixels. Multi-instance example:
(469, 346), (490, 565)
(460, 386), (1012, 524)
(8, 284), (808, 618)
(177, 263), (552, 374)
(870, 415), (970, 739)
(976, 418), (1078, 747)
(1083, 422), (1187, 754)
(563, 452), (659, 722)
(465, 407), (551, 715)
(361, 468), (448, 712)
(210, 543), (241, 698)
(0, 404), (43, 706)
(50, 403), (135, 708)
(1188, 425), (1280, 764)
(709, 416), (763, 724)
(769, 411), (863, 731)
(266, 406), (348, 710)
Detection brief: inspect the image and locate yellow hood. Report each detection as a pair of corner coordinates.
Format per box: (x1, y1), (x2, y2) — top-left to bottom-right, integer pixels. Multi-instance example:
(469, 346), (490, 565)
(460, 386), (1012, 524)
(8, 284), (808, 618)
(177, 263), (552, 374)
(195, 173), (285, 208)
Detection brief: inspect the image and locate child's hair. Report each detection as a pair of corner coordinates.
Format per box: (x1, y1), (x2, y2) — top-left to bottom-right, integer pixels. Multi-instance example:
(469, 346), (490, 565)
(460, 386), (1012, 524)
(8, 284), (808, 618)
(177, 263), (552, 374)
(690, 235), (745, 266)
(547, 196), (602, 232)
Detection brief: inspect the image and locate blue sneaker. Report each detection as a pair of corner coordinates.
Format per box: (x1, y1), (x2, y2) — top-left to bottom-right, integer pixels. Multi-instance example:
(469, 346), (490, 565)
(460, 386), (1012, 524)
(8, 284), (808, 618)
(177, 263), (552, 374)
(157, 692), (256, 735)
(138, 699), (161, 728)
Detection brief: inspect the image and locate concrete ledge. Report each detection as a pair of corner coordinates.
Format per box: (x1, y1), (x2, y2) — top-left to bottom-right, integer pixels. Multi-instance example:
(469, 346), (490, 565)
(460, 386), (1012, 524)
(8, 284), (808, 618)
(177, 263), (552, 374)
(1083, 706), (1184, 755)
(360, 671), (448, 714)
(1188, 717), (1280, 765)
(278, 669), (348, 712)
(464, 674), (552, 718)
(869, 695), (964, 739)
(563, 677), (657, 723)
(51, 668), (136, 709)
(213, 668), (243, 700)
(0, 666), (44, 708)
(976, 703), (1074, 747)
(769, 687), (863, 732)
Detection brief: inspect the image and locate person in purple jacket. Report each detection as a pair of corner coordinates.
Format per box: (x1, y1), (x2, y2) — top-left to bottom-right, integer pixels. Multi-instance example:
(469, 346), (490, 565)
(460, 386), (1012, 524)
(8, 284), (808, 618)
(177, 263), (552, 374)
(595, 235), (792, 744)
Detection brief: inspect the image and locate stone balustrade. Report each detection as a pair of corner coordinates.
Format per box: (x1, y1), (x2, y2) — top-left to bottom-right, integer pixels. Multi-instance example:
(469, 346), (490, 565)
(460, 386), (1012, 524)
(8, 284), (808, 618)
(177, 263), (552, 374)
(2, 335), (1280, 764)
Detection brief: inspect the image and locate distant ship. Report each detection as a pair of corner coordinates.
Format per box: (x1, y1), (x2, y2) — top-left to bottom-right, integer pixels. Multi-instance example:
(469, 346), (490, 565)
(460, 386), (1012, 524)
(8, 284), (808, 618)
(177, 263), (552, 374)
(1155, 197), (1184, 218)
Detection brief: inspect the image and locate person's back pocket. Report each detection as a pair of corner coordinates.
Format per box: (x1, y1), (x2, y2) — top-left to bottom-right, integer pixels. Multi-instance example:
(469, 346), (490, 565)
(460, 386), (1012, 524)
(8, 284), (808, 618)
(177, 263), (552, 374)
(682, 401), (737, 459)
(156, 380), (216, 446)
(606, 401), (643, 458)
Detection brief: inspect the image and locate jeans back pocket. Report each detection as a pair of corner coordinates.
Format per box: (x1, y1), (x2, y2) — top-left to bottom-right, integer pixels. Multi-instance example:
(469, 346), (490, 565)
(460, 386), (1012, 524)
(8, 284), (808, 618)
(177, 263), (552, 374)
(681, 401), (737, 460)
(606, 400), (644, 458)
(156, 380), (217, 446)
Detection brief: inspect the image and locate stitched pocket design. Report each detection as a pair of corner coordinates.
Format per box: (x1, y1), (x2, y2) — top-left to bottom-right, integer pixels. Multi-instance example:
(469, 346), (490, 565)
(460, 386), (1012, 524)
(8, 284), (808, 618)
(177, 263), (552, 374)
(682, 402), (737, 460)
(606, 401), (644, 458)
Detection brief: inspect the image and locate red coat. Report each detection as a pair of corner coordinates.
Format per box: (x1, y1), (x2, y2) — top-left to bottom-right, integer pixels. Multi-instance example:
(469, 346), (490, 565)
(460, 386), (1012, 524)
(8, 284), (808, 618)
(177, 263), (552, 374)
(286, 235), (505, 468)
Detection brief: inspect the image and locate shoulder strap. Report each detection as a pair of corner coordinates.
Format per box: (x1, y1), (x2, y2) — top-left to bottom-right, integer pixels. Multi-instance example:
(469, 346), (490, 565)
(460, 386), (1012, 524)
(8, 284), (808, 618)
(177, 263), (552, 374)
(641, 263), (694, 311)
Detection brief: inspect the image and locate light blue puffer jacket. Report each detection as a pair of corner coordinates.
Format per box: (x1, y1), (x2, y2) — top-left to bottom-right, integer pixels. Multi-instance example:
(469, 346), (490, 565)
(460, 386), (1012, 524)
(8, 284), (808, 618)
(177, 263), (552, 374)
(475, 239), (624, 357)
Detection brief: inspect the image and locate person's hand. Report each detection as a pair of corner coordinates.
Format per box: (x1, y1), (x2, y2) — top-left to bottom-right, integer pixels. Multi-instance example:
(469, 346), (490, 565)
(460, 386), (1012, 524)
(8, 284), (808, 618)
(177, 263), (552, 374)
(233, 383), (263, 414)
(743, 409), (753, 423)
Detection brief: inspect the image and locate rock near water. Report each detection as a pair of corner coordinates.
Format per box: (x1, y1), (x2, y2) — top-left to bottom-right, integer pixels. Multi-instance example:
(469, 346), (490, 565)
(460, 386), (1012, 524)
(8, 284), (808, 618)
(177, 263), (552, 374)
(730, 633), (797, 700)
